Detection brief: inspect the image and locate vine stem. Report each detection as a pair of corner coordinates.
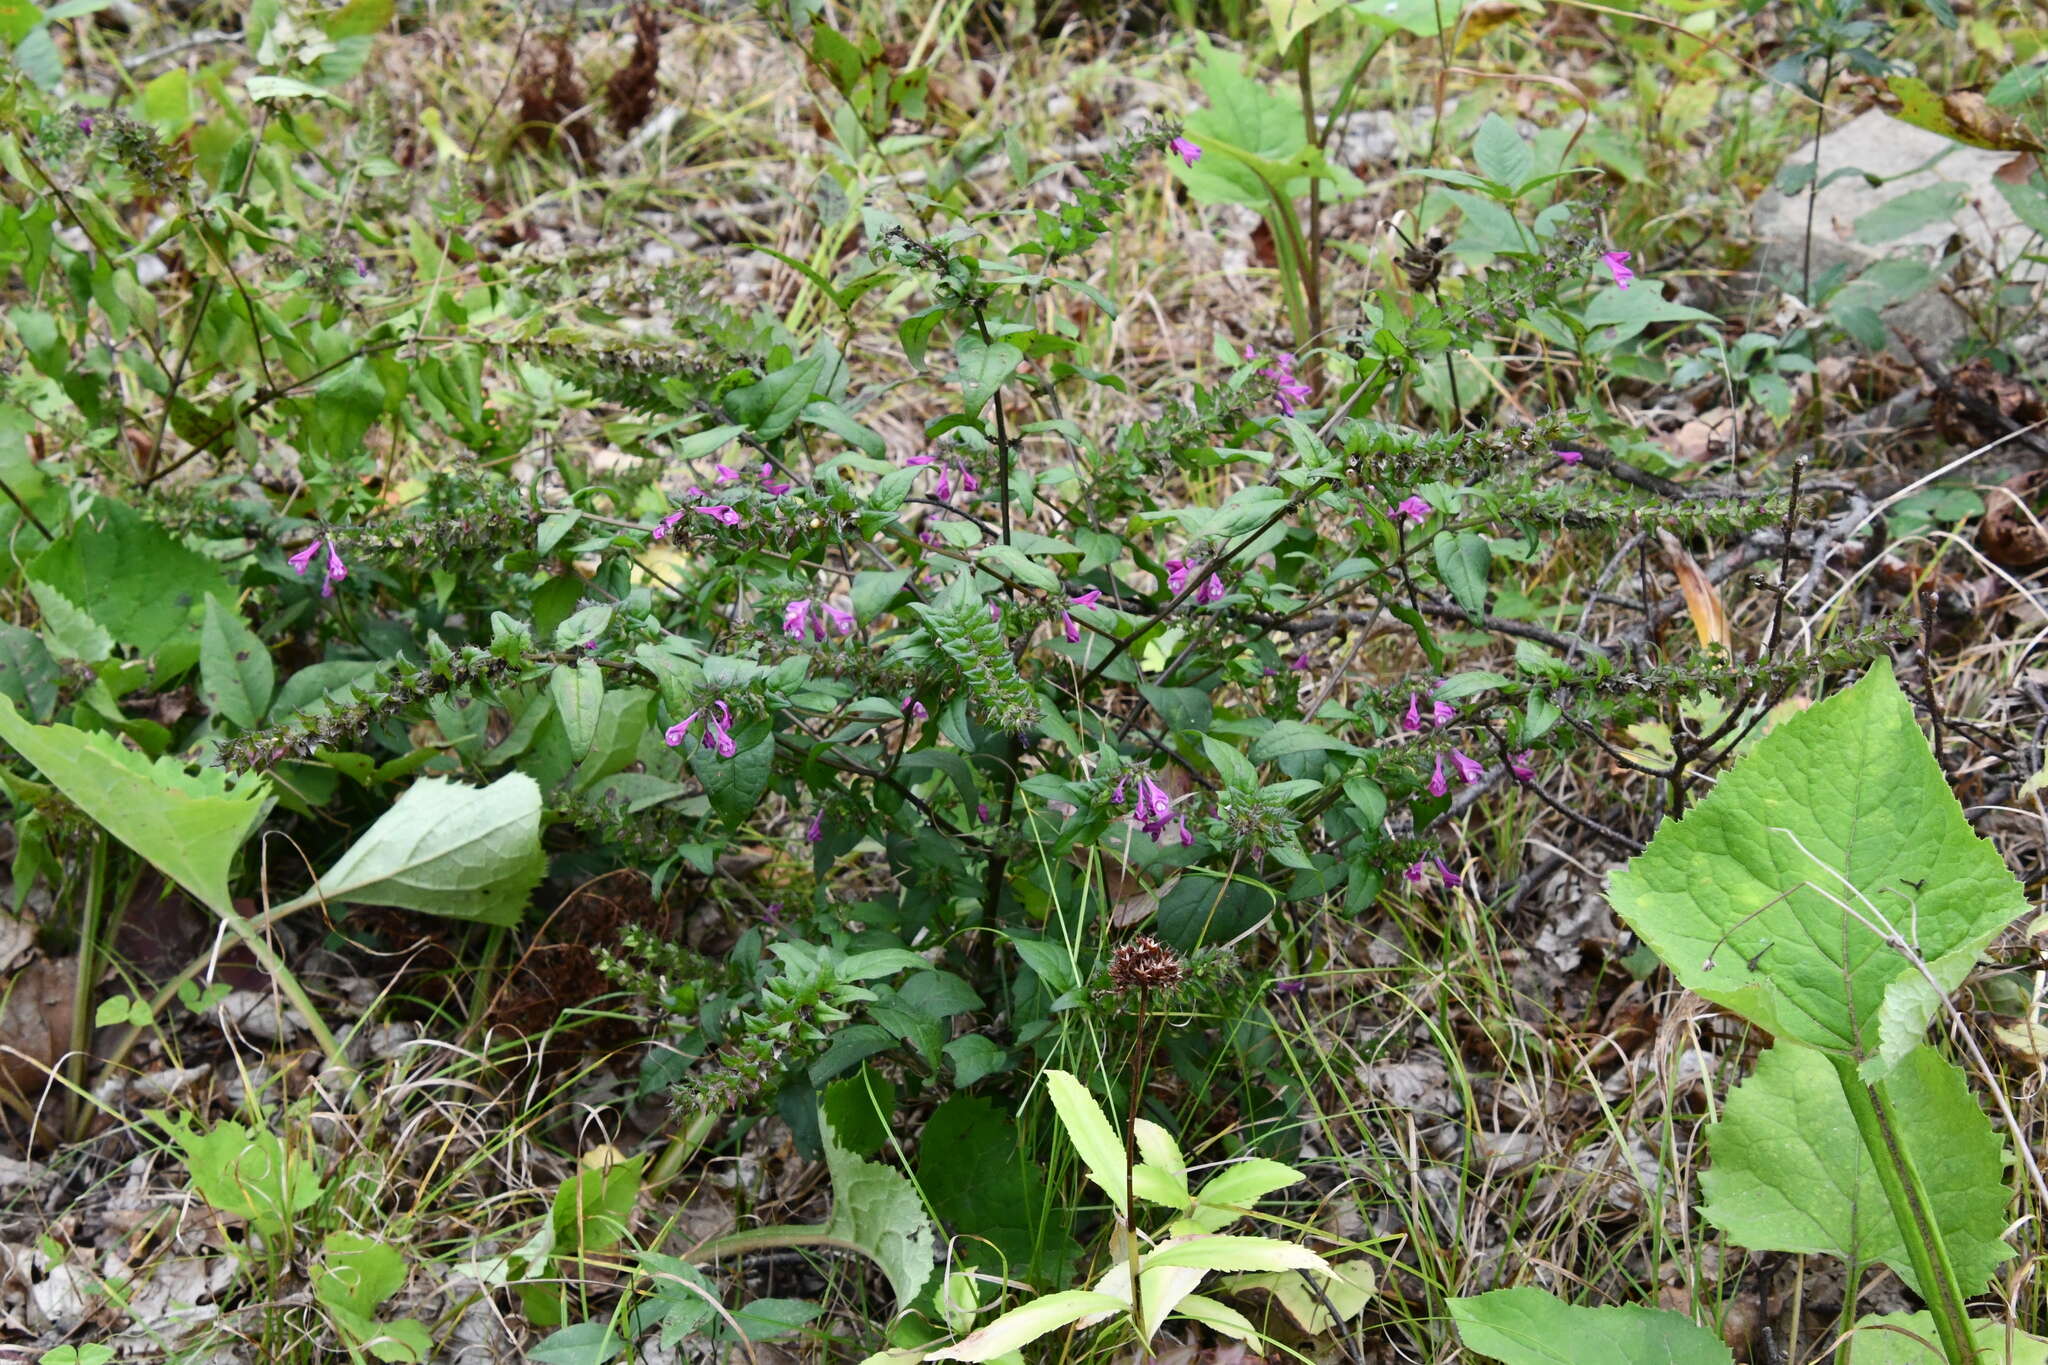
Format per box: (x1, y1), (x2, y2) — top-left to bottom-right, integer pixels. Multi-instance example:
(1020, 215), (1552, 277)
(1829, 1054), (1975, 1365)
(1123, 986), (1150, 1348)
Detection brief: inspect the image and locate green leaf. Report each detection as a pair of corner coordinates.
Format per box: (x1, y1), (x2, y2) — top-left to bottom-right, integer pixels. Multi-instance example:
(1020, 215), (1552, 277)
(1215, 1259), (1375, 1333)
(30, 497), (233, 656)
(1190, 1158), (1305, 1228)
(1854, 183), (1968, 245)
(1700, 1043), (2013, 1298)
(1156, 872), (1276, 951)
(1202, 734), (1259, 788)
(552, 1155), (644, 1257)
(200, 598), (275, 729)
(314, 1233), (408, 1317)
(1432, 530), (1492, 616)
(154, 1112), (325, 1236)
(1141, 1234), (1334, 1276)
(549, 661), (605, 762)
(0, 619), (62, 720)
(1581, 285), (1719, 350)
(1044, 1069), (1132, 1219)
(528, 1322), (626, 1365)
(821, 1109), (937, 1307)
(26, 579), (114, 662)
(919, 1096), (1079, 1283)
(247, 73), (349, 105)
(691, 717), (774, 825)
(1179, 41), (1357, 208)
(270, 773), (545, 925)
(1607, 659), (2026, 1078)
(0, 695), (270, 916)
(1844, 1312), (2048, 1363)
(922, 1289), (1126, 1361)
(955, 335), (1024, 417)
(1262, 0), (1347, 51)
(1472, 114), (1533, 193)
(1249, 720), (1355, 763)
(307, 356), (386, 453)
(1349, 0), (1459, 35)
(724, 353), (825, 440)
(1450, 1287), (1734, 1365)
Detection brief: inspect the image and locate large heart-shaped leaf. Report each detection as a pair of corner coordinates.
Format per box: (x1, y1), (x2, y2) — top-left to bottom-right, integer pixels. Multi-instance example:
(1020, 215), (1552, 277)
(1450, 1287), (1733, 1365)
(1607, 659), (2026, 1078)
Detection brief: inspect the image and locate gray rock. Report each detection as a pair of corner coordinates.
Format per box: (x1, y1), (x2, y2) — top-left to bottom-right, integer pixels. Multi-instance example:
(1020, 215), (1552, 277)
(1751, 109), (2042, 354)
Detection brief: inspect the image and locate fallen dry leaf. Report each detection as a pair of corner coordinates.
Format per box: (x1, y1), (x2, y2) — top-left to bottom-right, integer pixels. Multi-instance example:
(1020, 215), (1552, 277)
(0, 956), (74, 1117)
(1658, 530), (1732, 652)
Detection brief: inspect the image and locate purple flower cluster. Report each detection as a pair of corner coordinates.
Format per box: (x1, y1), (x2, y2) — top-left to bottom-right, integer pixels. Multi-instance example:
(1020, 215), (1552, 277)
(1114, 773), (1192, 847)
(288, 538), (349, 597)
(1405, 857), (1462, 888)
(666, 700), (736, 757)
(784, 599), (854, 641)
(1164, 558), (1224, 604)
(1601, 250), (1634, 289)
(1062, 587), (1103, 644)
(904, 451), (978, 501)
(1392, 495), (1432, 529)
(1252, 350), (1313, 416)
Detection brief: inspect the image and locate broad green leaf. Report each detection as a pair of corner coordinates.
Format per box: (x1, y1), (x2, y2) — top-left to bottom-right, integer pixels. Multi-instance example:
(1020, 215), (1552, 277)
(1855, 183), (1968, 245)
(270, 773), (545, 925)
(1450, 1287), (1734, 1365)
(1249, 721), (1356, 763)
(1701, 1043), (2012, 1298)
(955, 335), (1023, 417)
(822, 1110), (937, 1307)
(1607, 659), (2026, 1077)
(528, 1322), (626, 1365)
(1581, 285), (1719, 350)
(1472, 114), (1533, 193)
(691, 716), (773, 825)
(919, 1095), (1081, 1286)
(1156, 872), (1276, 951)
(552, 1154), (644, 1257)
(0, 620), (59, 719)
(200, 598), (275, 729)
(1178, 41), (1361, 207)
(1432, 530), (1492, 616)
(1350, 0), (1461, 35)
(922, 1290), (1126, 1361)
(0, 695), (270, 915)
(154, 1112), (325, 1236)
(549, 660), (605, 761)
(315, 1233), (408, 1316)
(1044, 1069), (1131, 1219)
(724, 353), (824, 439)
(1845, 1312), (2048, 1363)
(30, 497), (233, 656)
(1215, 1258), (1375, 1333)
(1264, 0), (1347, 51)
(27, 579), (113, 662)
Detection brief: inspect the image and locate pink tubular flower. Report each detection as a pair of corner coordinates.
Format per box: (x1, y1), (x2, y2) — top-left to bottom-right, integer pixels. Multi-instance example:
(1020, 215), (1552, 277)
(713, 463), (740, 484)
(1402, 694), (1424, 732)
(761, 463), (792, 495)
(1070, 588), (1102, 610)
(1432, 698), (1457, 727)
(1404, 861), (1428, 884)
(695, 504), (742, 526)
(288, 539), (322, 576)
(989, 601), (1002, 624)
(1428, 755), (1449, 798)
(1165, 559), (1192, 594)
(1556, 449), (1584, 466)
(957, 463), (979, 495)
(783, 600), (811, 640)
(665, 700), (737, 758)
(323, 542), (348, 596)
(934, 466), (953, 501)
(1290, 651), (1310, 671)
(1449, 749), (1485, 785)
(806, 813), (823, 843)
(1601, 251), (1634, 289)
(652, 510), (685, 541)
(1257, 351), (1313, 416)
(1510, 750), (1537, 782)
(1170, 136), (1202, 167)
(1063, 613), (1080, 643)
(1434, 856), (1462, 888)
(977, 802), (991, 822)
(824, 603), (855, 636)
(1196, 574), (1224, 605)
(903, 452), (936, 466)
(1394, 496), (1432, 528)
(904, 696), (927, 720)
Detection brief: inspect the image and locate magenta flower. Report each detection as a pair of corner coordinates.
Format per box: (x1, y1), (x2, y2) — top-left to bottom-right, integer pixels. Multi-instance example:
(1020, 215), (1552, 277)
(903, 452), (937, 466)
(1601, 251), (1634, 289)
(957, 463), (979, 495)
(1170, 136), (1202, 167)
(1394, 496), (1432, 529)
(696, 504), (742, 526)
(1063, 613), (1080, 643)
(1434, 857), (1462, 888)
(77, 114), (94, 134)
(904, 696), (928, 720)
(1402, 694), (1424, 732)
(989, 601), (1002, 624)
(1165, 558), (1193, 594)
(713, 463), (740, 484)
(1510, 750), (1537, 782)
(1556, 449), (1584, 466)
(760, 463), (792, 495)
(1257, 351), (1314, 416)
(1449, 749), (1485, 784)
(1404, 861), (1428, 884)
(290, 538), (348, 597)
(288, 539), (322, 577)
(977, 802), (990, 822)
(934, 465), (952, 501)
(1070, 588), (1102, 610)
(784, 600), (811, 639)
(1112, 777), (1126, 804)
(1432, 698), (1456, 727)
(824, 603), (855, 636)
(1127, 774), (1187, 844)
(806, 813), (823, 843)
(665, 700), (737, 758)
(1428, 755), (1449, 798)
(1196, 574), (1224, 605)
(652, 510), (685, 541)
(1290, 652), (1310, 671)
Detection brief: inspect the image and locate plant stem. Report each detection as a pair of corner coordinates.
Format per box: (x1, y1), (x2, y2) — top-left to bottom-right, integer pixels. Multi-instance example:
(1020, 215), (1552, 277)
(66, 835), (109, 1138)
(1800, 57), (1832, 304)
(1829, 1054), (1975, 1365)
(1123, 985), (1151, 1348)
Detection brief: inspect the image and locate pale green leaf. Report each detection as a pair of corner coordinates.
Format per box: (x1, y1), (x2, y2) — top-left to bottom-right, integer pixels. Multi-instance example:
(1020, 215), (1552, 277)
(271, 773), (544, 925)
(1450, 1287), (1734, 1365)
(29, 496), (233, 656)
(27, 579), (113, 662)
(551, 1155), (644, 1257)
(1215, 1258), (1376, 1333)
(1607, 659), (2026, 1077)
(1264, 0), (1347, 51)
(1472, 113), (1533, 192)
(955, 335), (1023, 417)
(315, 1233), (408, 1317)
(1189, 1158), (1305, 1230)
(1844, 1312), (2048, 1364)
(1432, 530), (1492, 616)
(822, 1111), (937, 1307)
(1142, 1234), (1334, 1277)
(0, 695), (270, 916)
(200, 597), (275, 729)
(549, 660), (605, 761)
(1701, 1043), (2012, 1298)
(1044, 1069), (1131, 1219)
(922, 1290), (1125, 1361)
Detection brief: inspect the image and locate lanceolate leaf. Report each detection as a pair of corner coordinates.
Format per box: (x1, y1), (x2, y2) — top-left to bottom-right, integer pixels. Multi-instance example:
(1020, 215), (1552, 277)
(1044, 1069), (1132, 1219)
(1450, 1287), (1734, 1365)
(0, 694), (270, 916)
(272, 773), (544, 925)
(922, 1290), (1125, 1362)
(1701, 1043), (2012, 1298)
(1607, 659), (2026, 1078)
